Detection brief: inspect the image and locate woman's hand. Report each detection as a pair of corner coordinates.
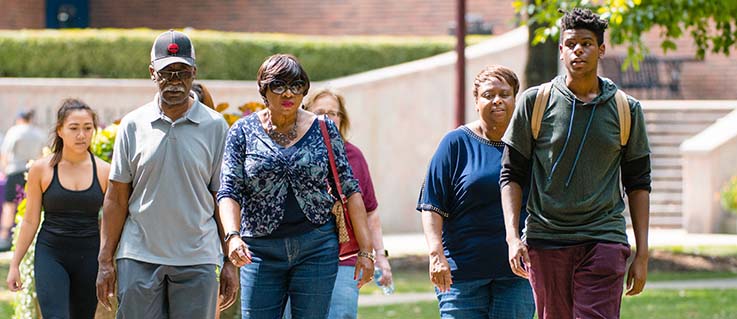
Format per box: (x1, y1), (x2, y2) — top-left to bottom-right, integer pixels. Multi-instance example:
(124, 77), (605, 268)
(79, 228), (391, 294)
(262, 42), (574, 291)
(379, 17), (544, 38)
(227, 237), (252, 267)
(429, 252), (453, 292)
(354, 254), (374, 288)
(374, 254), (393, 286)
(6, 265), (22, 291)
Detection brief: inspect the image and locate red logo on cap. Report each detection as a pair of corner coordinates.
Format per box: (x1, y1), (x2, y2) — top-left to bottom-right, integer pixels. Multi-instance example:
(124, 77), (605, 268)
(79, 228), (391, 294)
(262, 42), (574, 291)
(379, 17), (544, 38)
(167, 43), (179, 54)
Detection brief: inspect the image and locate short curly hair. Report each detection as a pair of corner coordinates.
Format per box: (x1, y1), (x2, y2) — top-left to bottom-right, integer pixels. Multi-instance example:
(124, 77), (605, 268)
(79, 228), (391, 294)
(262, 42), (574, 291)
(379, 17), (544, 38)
(560, 8), (609, 45)
(472, 65), (520, 100)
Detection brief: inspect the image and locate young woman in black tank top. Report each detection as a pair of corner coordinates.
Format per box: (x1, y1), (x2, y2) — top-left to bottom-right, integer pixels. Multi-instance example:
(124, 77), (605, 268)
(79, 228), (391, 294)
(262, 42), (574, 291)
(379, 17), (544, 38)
(6, 99), (110, 319)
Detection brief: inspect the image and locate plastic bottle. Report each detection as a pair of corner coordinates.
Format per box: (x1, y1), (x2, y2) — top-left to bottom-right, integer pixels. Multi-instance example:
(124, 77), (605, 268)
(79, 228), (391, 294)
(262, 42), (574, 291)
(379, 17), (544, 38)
(373, 267), (395, 295)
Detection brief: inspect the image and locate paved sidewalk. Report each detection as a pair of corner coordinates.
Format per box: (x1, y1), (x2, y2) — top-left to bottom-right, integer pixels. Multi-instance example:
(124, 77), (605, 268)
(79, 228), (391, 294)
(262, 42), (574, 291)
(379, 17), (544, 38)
(383, 228), (737, 257)
(359, 278), (737, 306)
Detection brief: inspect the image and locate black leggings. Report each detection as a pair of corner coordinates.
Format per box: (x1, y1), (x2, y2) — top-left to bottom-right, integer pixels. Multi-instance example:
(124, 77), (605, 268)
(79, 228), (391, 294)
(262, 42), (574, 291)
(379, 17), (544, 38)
(34, 229), (99, 319)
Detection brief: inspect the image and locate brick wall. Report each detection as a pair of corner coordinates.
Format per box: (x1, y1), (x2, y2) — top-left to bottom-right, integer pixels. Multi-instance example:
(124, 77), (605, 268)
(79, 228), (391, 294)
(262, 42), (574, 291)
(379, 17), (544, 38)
(606, 28), (737, 100)
(86, 0), (519, 35)
(0, 0), (44, 28)
(2, 0), (736, 99)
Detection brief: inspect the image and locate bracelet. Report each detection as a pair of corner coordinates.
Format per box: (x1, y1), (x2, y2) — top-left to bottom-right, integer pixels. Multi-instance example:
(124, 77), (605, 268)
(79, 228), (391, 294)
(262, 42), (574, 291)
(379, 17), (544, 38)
(357, 250), (375, 263)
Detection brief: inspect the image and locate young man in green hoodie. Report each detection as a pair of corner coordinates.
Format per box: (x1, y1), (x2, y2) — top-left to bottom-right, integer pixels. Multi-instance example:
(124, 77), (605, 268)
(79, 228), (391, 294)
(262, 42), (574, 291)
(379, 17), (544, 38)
(499, 8), (651, 319)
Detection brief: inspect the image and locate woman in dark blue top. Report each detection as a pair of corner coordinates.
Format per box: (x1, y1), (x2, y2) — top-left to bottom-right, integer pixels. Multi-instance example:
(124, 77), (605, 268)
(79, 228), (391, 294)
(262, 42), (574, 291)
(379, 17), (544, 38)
(417, 65), (534, 319)
(7, 99), (109, 319)
(217, 54), (374, 319)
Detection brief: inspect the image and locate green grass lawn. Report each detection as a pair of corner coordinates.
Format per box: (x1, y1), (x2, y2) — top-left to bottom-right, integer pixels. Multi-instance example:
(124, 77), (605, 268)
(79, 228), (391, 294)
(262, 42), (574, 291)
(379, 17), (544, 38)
(1, 247), (736, 318)
(360, 269), (434, 295)
(359, 289), (737, 319)
(654, 245), (737, 257)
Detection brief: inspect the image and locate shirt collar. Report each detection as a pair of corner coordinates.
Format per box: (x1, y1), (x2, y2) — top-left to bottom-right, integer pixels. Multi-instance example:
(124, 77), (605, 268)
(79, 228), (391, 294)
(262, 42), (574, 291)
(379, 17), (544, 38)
(146, 92), (206, 125)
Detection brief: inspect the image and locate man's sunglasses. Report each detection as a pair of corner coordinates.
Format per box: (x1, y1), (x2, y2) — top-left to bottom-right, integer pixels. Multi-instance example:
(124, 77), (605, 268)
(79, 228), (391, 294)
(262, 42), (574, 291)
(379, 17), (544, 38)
(155, 69), (194, 81)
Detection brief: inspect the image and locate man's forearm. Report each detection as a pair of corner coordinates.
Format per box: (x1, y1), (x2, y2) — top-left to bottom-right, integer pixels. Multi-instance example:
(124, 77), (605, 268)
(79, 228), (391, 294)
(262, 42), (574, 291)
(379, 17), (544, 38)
(501, 182), (524, 241)
(99, 182), (130, 263)
(99, 202), (127, 262)
(628, 189), (650, 255)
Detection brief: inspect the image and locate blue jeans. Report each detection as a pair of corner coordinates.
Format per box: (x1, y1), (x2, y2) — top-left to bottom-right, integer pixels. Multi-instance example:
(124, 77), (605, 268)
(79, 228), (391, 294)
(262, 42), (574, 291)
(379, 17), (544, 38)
(240, 222), (339, 319)
(328, 265), (360, 319)
(435, 277), (535, 319)
(284, 265), (359, 319)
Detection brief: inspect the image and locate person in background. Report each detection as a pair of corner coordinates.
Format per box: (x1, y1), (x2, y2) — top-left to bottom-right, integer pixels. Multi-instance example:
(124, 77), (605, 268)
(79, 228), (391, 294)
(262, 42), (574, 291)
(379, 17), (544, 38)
(192, 82), (216, 109)
(96, 30), (238, 318)
(500, 8), (651, 319)
(0, 109), (45, 251)
(300, 88), (393, 319)
(418, 65), (535, 318)
(7, 99), (109, 319)
(217, 54), (374, 319)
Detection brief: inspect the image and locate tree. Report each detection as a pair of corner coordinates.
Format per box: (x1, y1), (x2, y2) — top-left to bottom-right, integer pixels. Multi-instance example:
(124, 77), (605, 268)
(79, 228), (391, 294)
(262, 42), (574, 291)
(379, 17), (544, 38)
(516, 0), (737, 69)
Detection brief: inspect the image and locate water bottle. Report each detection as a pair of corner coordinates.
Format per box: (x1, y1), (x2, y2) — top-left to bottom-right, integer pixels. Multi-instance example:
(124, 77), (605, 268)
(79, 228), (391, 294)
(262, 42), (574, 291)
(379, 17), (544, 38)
(373, 267), (395, 295)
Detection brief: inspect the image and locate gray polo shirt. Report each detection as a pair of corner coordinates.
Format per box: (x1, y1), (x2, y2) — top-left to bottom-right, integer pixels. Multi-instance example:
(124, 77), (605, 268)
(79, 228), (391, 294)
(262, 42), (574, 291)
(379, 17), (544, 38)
(110, 96), (228, 266)
(1, 124), (45, 175)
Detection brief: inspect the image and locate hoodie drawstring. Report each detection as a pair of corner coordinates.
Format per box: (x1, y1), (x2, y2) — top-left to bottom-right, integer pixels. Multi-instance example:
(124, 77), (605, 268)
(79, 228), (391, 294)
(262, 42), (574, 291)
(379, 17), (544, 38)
(548, 99), (576, 181)
(547, 99), (598, 187)
(566, 103), (597, 187)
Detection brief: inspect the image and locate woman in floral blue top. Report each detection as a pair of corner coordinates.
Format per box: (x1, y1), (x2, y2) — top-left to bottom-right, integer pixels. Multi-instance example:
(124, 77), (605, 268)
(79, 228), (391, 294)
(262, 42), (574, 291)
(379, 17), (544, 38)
(217, 54), (374, 319)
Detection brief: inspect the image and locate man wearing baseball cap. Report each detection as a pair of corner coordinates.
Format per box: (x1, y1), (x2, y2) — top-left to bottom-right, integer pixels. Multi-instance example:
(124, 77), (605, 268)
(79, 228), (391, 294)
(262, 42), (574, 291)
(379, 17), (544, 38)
(96, 30), (237, 318)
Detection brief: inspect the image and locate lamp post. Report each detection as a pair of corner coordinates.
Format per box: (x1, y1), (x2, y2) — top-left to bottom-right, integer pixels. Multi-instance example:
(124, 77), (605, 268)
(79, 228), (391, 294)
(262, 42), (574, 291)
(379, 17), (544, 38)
(455, 0), (466, 127)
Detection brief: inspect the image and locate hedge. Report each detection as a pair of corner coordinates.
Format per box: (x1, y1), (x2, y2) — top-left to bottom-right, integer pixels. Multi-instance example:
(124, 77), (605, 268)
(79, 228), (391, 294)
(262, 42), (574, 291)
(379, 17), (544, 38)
(0, 29), (489, 81)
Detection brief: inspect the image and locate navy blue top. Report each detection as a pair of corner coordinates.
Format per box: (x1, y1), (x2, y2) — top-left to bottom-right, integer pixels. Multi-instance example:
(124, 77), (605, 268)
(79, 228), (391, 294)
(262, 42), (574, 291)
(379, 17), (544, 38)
(417, 126), (528, 281)
(218, 113), (360, 238)
(268, 124), (320, 238)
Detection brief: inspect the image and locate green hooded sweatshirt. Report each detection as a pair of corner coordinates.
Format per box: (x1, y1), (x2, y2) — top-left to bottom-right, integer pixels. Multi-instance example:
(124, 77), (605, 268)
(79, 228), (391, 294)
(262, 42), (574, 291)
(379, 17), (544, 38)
(503, 75), (650, 245)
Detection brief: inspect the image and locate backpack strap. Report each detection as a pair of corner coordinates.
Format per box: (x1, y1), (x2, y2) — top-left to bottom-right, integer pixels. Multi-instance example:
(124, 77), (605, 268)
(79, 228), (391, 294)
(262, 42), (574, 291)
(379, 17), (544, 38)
(614, 89), (631, 146)
(531, 82), (552, 140)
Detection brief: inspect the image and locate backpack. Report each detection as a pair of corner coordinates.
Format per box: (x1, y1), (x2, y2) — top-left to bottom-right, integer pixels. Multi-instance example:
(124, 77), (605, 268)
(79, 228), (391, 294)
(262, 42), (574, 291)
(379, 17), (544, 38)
(531, 82), (631, 146)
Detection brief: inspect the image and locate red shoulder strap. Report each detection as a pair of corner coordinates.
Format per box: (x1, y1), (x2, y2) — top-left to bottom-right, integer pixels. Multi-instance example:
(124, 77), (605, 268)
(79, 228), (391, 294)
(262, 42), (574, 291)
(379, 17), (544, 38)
(318, 116), (347, 204)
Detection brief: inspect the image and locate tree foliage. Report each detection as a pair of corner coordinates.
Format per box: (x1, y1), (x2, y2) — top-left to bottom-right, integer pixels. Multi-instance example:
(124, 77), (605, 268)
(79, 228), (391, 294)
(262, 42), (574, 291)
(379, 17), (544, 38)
(515, 0), (737, 68)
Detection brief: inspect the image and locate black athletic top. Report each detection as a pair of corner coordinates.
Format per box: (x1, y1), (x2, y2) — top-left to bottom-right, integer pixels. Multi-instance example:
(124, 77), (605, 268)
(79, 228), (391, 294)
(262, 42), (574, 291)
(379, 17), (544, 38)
(41, 152), (103, 237)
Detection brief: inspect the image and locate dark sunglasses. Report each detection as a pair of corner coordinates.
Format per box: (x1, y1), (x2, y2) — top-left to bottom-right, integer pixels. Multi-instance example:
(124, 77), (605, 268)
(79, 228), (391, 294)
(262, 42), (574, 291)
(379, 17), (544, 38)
(267, 80), (307, 95)
(156, 69), (194, 81)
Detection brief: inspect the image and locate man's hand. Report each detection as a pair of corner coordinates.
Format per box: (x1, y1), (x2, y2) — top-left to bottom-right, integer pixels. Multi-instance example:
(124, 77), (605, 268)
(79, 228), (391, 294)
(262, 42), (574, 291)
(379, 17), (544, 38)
(428, 252), (452, 292)
(507, 237), (530, 279)
(218, 262), (239, 311)
(626, 252), (648, 296)
(96, 260), (117, 311)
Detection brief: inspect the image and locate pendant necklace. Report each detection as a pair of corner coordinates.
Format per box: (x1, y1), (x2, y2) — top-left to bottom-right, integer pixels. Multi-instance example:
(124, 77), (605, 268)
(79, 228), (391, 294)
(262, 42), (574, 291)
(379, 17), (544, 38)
(265, 111), (298, 146)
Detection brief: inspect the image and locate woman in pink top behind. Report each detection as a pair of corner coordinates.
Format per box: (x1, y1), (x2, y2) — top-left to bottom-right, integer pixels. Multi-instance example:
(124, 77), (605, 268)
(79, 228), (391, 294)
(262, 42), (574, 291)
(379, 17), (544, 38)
(305, 88), (393, 319)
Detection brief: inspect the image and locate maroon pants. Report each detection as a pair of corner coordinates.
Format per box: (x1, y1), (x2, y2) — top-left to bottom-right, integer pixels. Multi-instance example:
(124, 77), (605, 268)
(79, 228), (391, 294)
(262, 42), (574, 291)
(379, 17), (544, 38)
(528, 242), (631, 319)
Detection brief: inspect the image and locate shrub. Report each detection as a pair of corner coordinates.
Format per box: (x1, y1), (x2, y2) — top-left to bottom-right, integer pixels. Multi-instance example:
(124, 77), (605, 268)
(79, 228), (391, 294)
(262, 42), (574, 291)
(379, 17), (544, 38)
(721, 176), (737, 215)
(0, 29), (488, 81)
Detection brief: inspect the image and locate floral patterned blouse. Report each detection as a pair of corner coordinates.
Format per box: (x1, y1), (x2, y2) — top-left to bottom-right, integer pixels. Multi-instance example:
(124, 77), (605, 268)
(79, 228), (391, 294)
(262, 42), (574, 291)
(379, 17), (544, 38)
(217, 113), (360, 237)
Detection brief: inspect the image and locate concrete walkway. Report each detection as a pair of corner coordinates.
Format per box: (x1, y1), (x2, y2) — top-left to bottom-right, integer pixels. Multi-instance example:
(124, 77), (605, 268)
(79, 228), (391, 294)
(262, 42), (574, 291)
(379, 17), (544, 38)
(359, 278), (737, 307)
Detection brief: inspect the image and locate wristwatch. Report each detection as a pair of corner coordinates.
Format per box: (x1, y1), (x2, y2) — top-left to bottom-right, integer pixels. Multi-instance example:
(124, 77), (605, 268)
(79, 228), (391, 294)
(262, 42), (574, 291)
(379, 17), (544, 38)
(224, 230), (240, 243)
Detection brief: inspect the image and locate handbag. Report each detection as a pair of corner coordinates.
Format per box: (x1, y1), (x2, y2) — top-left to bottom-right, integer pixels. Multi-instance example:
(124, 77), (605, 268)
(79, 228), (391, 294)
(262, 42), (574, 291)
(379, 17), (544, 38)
(318, 116), (360, 260)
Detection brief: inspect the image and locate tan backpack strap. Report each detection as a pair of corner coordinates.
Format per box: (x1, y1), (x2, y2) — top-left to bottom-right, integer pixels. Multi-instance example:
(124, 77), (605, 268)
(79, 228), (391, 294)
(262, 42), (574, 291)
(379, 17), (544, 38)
(614, 90), (631, 146)
(531, 82), (552, 140)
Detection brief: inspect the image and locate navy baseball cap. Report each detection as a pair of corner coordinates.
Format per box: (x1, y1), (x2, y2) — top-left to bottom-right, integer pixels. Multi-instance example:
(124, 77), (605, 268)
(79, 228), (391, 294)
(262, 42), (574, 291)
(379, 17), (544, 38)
(150, 30), (196, 71)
